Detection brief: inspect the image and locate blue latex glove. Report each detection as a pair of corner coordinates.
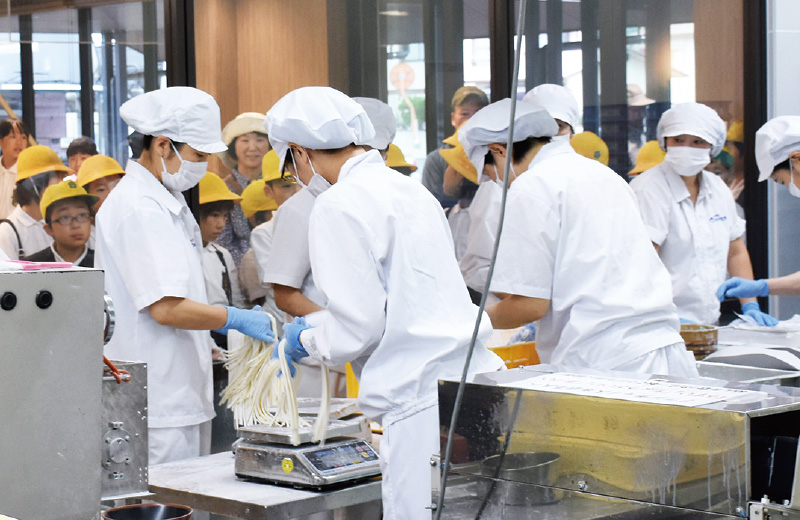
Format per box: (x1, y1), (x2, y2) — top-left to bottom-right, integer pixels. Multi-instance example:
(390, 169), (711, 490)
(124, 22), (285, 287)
(214, 306), (276, 343)
(717, 277), (770, 301)
(741, 301), (779, 327)
(679, 317), (696, 325)
(273, 316), (311, 376)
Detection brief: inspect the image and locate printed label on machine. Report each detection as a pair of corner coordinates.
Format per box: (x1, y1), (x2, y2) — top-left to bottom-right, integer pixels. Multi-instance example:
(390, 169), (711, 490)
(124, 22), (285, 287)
(501, 372), (766, 407)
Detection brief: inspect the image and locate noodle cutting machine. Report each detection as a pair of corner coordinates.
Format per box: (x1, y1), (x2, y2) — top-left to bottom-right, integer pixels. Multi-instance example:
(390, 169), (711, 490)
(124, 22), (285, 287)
(434, 365), (800, 519)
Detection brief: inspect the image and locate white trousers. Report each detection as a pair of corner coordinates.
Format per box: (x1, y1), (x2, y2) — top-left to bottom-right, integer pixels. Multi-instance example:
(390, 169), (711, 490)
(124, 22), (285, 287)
(380, 404), (439, 520)
(612, 342), (699, 379)
(149, 420), (212, 466)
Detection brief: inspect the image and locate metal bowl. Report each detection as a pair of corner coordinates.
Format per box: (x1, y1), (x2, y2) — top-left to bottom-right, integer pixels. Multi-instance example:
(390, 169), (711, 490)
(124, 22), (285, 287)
(102, 503), (193, 520)
(478, 452), (560, 505)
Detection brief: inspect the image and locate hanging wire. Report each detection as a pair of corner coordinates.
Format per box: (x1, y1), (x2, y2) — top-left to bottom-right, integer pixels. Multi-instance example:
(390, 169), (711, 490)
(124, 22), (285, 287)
(433, 0), (529, 517)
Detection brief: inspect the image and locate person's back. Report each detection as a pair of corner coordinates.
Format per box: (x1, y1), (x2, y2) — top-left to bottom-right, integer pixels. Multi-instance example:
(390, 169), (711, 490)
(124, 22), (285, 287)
(493, 143), (682, 368)
(308, 150), (502, 422)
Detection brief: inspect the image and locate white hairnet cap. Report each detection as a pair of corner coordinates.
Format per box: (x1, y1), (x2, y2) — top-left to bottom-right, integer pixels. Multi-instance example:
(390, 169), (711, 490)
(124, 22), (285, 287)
(656, 102), (727, 156)
(458, 98), (559, 175)
(522, 84), (580, 131)
(265, 87), (376, 173)
(353, 97), (396, 150)
(756, 116), (800, 182)
(119, 87), (227, 154)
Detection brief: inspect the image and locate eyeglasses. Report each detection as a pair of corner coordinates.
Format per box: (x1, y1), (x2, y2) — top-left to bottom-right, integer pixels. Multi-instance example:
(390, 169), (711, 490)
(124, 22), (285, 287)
(51, 213), (91, 226)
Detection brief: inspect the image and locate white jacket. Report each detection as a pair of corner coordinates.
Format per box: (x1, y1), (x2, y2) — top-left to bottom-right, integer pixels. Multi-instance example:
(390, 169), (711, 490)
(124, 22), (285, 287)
(299, 151), (504, 426)
(96, 161), (214, 429)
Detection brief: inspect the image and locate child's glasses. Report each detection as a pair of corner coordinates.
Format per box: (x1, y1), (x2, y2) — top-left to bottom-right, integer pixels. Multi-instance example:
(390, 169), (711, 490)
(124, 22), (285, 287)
(51, 213), (91, 226)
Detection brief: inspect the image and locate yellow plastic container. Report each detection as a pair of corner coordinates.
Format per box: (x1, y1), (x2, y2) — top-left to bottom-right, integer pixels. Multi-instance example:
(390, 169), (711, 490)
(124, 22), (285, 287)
(489, 341), (540, 369)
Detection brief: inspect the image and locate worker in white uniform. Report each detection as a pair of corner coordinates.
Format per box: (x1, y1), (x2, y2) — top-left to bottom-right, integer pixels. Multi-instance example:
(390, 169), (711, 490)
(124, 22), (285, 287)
(719, 116), (800, 300)
(265, 87), (505, 520)
(629, 103), (777, 326)
(263, 97), (396, 319)
(485, 102), (697, 378)
(97, 87), (275, 465)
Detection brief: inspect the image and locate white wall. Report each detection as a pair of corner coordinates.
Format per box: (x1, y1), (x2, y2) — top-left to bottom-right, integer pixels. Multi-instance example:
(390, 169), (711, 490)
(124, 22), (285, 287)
(767, 0), (800, 318)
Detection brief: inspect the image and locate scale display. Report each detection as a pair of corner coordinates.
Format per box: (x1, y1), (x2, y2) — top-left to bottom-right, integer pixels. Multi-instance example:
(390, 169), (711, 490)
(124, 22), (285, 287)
(304, 440), (379, 473)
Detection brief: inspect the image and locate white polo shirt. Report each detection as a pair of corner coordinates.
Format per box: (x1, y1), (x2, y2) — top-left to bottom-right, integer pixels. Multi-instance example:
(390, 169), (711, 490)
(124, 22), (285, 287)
(96, 161), (215, 429)
(459, 178), (502, 302)
(262, 188), (327, 308)
(0, 204), (52, 259)
(0, 161), (17, 219)
(630, 164), (745, 324)
(490, 142), (682, 370)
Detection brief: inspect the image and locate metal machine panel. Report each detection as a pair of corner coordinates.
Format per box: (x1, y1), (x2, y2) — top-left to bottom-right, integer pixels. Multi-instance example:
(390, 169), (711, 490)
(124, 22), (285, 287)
(102, 361), (149, 500)
(0, 269), (105, 520)
(437, 365), (800, 519)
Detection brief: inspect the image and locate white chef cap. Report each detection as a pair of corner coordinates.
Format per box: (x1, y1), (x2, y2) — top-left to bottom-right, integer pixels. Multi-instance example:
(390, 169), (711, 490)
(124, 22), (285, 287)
(265, 87), (376, 173)
(755, 116), (800, 181)
(656, 102), (727, 156)
(119, 87), (227, 154)
(353, 97), (396, 150)
(458, 98), (559, 175)
(522, 84), (581, 132)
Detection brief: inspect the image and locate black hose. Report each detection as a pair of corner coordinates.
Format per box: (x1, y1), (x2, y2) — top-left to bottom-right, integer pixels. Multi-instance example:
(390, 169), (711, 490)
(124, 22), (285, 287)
(433, 1), (529, 517)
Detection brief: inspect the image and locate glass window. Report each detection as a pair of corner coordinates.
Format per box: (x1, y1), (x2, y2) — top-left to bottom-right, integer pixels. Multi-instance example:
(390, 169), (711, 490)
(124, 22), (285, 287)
(0, 13), (21, 121)
(91, 0), (166, 164)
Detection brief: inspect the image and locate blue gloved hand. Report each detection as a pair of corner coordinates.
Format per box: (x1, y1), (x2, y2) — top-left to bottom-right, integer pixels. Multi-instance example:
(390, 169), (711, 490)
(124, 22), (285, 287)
(741, 301), (779, 327)
(679, 317), (696, 325)
(272, 317), (311, 376)
(214, 306), (276, 343)
(717, 277), (770, 301)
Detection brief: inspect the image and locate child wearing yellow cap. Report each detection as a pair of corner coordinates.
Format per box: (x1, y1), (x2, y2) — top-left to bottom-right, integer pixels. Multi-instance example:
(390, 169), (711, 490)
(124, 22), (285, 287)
(77, 154), (125, 212)
(198, 172), (247, 348)
(23, 180), (98, 267)
(0, 145), (70, 259)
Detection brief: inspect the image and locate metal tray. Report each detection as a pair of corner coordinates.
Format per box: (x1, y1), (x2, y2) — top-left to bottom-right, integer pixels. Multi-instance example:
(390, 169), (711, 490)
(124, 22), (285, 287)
(237, 418), (365, 445)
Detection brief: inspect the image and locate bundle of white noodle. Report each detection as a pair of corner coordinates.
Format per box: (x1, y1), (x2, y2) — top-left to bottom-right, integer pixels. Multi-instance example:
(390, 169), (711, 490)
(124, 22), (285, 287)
(221, 324), (331, 446)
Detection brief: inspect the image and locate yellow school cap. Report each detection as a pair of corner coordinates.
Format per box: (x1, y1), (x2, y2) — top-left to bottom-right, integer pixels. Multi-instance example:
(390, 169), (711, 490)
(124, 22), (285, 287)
(16, 145), (71, 182)
(241, 179), (278, 218)
(261, 149), (284, 183)
(571, 131), (609, 166)
(439, 132), (478, 184)
(76, 154), (125, 188)
(39, 180), (98, 221)
(629, 140), (666, 175)
(385, 143), (417, 172)
(727, 120), (744, 144)
(198, 172), (242, 205)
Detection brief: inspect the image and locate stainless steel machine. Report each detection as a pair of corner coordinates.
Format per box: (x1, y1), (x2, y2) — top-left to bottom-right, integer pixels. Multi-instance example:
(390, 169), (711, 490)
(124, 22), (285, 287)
(435, 365), (800, 519)
(233, 399), (381, 490)
(0, 268), (105, 520)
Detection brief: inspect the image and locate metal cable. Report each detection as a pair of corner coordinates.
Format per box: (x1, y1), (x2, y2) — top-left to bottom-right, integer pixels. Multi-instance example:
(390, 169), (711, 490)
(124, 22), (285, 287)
(433, 0), (529, 517)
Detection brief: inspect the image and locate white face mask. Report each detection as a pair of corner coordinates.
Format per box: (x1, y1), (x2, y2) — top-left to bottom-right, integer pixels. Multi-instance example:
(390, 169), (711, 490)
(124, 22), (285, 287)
(788, 159), (800, 198)
(290, 148), (331, 196)
(664, 146), (711, 177)
(160, 142), (207, 191)
(492, 163), (516, 186)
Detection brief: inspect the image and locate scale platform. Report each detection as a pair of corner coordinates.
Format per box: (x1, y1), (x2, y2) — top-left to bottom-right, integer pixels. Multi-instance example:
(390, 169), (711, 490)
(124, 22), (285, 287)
(234, 413), (381, 489)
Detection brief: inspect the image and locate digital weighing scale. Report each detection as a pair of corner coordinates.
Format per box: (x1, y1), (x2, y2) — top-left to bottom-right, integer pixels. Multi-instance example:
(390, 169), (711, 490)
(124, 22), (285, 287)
(233, 402), (382, 490)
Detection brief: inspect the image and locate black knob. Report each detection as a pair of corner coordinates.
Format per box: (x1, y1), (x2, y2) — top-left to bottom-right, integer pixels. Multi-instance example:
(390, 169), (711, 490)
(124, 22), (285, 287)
(35, 290), (53, 309)
(0, 291), (16, 311)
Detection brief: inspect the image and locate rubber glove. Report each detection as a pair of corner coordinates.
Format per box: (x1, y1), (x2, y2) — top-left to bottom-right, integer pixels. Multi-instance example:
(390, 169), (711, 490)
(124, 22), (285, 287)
(679, 318), (696, 325)
(741, 301), (779, 327)
(273, 316), (311, 376)
(717, 277), (770, 301)
(213, 306), (275, 343)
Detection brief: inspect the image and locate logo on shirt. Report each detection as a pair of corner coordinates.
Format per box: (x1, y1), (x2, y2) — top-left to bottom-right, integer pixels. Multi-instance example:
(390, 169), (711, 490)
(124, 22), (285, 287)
(190, 238), (197, 248)
(709, 214), (727, 223)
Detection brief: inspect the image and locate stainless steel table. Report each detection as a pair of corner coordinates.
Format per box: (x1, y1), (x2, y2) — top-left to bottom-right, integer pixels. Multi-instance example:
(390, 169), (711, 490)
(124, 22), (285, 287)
(148, 452), (382, 520)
